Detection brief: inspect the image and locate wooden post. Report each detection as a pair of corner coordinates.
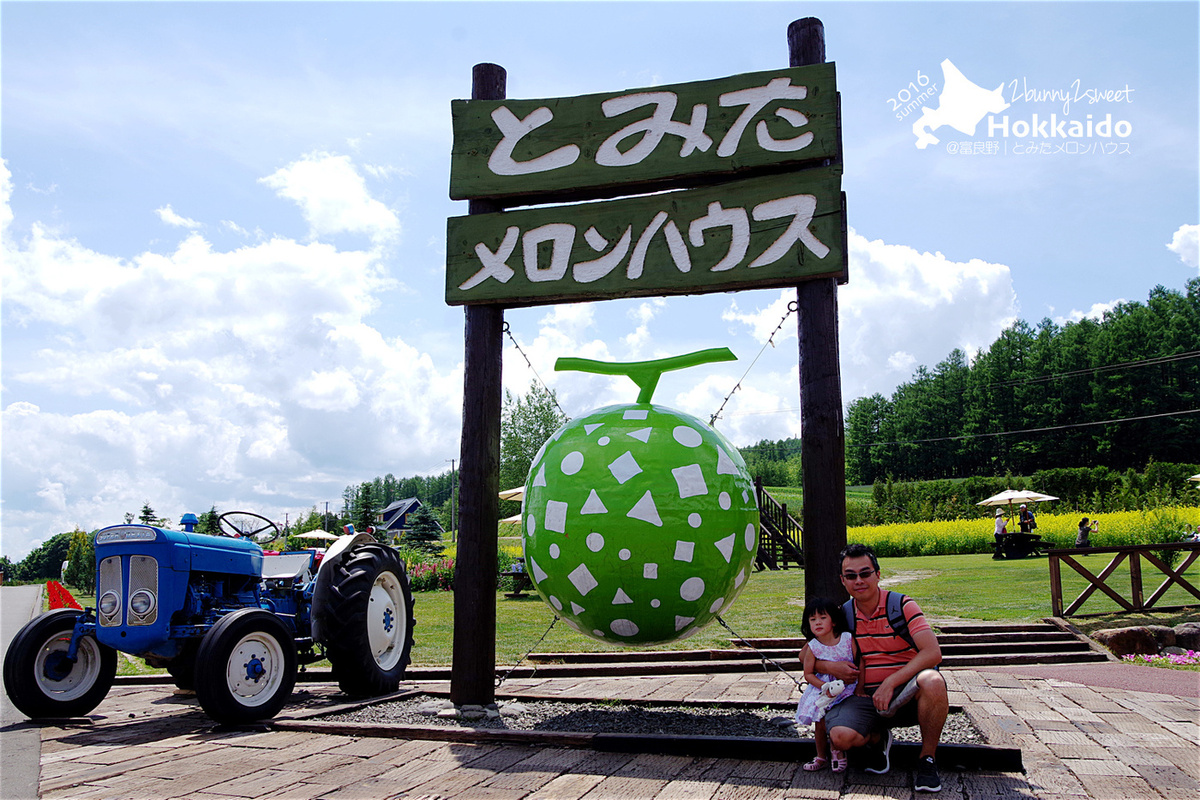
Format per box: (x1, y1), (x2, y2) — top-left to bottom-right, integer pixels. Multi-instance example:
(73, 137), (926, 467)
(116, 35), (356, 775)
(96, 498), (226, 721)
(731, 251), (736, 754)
(790, 18), (848, 603)
(450, 63), (506, 708)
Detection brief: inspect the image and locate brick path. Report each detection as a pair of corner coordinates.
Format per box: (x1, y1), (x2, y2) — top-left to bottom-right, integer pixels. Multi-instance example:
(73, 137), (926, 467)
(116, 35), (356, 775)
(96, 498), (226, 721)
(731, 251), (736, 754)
(19, 667), (1198, 799)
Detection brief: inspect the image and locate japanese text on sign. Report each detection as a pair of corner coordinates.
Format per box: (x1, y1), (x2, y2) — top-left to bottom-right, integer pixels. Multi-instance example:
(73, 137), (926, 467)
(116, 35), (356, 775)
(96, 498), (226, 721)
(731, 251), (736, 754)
(450, 64), (838, 202)
(445, 170), (845, 306)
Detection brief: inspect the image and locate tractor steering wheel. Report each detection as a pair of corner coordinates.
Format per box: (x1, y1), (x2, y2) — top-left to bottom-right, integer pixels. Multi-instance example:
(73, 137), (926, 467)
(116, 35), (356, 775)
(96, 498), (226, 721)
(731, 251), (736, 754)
(217, 512), (280, 544)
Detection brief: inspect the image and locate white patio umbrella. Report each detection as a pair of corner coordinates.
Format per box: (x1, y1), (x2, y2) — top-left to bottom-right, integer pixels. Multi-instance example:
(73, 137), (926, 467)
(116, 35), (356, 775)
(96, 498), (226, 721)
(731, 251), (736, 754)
(1189, 474), (1200, 483)
(499, 514), (523, 525)
(976, 489), (1059, 519)
(498, 486), (525, 501)
(295, 531), (339, 541)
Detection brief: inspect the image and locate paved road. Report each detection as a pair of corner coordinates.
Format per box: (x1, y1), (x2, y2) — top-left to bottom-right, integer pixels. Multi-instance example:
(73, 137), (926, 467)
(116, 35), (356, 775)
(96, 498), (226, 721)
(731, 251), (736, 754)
(1, 584), (44, 800)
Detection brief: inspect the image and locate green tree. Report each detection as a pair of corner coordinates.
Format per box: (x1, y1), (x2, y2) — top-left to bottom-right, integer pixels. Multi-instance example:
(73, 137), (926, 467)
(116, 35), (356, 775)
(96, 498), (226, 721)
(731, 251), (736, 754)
(401, 504), (444, 555)
(499, 382), (569, 513)
(12, 532), (74, 581)
(196, 506), (221, 537)
(138, 502), (157, 525)
(63, 529), (95, 592)
(355, 482), (379, 536)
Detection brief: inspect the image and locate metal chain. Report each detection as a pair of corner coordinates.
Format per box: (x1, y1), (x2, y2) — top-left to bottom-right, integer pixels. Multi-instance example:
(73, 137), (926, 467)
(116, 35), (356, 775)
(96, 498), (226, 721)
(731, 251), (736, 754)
(709, 301), (798, 426)
(502, 321), (569, 419)
(495, 615), (559, 688)
(714, 614), (806, 690)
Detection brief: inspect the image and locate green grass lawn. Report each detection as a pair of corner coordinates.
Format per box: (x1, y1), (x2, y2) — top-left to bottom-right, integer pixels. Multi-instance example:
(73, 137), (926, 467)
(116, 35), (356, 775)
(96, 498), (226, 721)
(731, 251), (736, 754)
(49, 550), (1199, 673)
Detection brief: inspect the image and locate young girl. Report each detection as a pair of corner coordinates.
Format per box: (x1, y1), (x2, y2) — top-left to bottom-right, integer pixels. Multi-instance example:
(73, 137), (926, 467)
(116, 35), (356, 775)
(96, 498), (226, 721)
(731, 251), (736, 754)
(795, 597), (858, 773)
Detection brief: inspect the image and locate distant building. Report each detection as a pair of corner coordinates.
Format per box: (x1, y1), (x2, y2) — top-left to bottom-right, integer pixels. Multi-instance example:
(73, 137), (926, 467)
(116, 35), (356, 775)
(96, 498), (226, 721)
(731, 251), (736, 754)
(377, 497), (444, 539)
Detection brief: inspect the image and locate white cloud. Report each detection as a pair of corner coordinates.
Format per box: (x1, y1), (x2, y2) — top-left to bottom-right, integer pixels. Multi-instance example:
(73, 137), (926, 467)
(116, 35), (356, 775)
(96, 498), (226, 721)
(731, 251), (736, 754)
(156, 204), (202, 229)
(721, 230), (1018, 403)
(622, 298), (666, 356)
(1054, 299), (1124, 327)
(1167, 223), (1199, 270)
(1, 155), (460, 560)
(260, 151), (400, 244)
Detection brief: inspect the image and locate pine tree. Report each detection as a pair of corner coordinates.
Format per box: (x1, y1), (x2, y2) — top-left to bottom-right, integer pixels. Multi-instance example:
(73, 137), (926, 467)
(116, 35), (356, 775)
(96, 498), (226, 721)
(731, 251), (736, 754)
(401, 504), (444, 556)
(63, 529), (95, 592)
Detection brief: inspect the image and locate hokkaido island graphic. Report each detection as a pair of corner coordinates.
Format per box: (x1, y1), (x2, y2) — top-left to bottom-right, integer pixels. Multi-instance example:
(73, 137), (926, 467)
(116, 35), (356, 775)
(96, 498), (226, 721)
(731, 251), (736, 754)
(913, 59), (1010, 149)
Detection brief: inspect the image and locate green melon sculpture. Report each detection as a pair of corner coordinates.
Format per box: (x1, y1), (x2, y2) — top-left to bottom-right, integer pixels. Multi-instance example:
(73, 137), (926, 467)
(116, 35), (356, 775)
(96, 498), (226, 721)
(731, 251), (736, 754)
(521, 348), (760, 645)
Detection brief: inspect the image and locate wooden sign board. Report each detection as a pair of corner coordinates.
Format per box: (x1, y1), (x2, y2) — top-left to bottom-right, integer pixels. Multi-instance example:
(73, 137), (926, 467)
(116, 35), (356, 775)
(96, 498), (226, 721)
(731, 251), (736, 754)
(450, 64), (838, 203)
(446, 168), (846, 307)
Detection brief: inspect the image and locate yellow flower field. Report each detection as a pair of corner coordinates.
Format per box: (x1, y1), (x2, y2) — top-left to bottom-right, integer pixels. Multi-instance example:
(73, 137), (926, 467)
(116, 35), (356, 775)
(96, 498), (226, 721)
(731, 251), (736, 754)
(846, 506), (1200, 557)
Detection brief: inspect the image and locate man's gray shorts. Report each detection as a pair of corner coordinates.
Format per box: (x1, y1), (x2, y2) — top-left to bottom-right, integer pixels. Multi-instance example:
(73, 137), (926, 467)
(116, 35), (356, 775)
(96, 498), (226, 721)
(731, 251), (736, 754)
(824, 678), (920, 735)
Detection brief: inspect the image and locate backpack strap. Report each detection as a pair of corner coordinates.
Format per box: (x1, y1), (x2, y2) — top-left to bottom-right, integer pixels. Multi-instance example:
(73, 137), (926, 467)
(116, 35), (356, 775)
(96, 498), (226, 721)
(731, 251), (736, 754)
(885, 591), (918, 651)
(841, 597), (857, 635)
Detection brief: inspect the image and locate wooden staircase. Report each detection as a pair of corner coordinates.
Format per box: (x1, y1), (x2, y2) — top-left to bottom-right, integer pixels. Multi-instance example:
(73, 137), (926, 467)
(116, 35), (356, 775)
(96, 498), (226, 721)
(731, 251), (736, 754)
(457, 621), (1110, 680)
(755, 479), (803, 570)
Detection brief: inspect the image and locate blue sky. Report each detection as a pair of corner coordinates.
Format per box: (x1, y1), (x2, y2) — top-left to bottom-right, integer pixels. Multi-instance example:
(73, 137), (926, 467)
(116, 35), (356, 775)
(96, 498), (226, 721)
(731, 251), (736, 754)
(2, 1), (1197, 559)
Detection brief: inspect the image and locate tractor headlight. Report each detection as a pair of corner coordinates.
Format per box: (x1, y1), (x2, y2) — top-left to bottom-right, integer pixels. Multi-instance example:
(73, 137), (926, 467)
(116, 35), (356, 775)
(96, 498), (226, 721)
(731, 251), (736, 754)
(129, 590), (156, 616)
(99, 591), (120, 616)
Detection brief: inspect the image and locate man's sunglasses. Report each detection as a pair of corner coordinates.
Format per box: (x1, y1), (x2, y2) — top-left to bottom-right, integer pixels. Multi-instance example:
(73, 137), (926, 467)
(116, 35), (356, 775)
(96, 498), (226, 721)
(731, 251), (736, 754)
(841, 568), (877, 581)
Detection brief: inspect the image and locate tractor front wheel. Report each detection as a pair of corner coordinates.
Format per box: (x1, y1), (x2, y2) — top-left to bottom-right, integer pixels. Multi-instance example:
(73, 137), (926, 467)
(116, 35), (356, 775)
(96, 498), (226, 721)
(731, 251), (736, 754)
(2, 609), (117, 719)
(195, 609), (296, 723)
(323, 543), (414, 697)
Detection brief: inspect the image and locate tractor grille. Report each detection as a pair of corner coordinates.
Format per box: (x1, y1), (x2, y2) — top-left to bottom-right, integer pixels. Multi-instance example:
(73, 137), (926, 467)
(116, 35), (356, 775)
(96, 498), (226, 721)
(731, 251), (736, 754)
(127, 556), (159, 626)
(98, 556), (123, 627)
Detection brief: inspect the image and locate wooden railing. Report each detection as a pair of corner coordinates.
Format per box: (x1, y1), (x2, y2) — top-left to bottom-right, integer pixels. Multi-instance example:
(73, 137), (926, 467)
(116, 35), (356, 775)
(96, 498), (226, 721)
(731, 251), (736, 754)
(754, 478), (803, 570)
(1048, 541), (1200, 617)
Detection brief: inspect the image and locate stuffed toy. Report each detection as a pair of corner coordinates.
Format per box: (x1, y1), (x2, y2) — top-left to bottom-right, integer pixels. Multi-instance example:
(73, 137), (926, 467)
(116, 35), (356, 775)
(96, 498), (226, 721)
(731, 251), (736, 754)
(813, 679), (845, 721)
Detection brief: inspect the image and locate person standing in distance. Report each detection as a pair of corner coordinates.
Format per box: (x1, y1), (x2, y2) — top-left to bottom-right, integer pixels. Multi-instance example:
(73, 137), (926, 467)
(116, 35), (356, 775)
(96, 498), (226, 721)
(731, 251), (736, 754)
(814, 543), (949, 793)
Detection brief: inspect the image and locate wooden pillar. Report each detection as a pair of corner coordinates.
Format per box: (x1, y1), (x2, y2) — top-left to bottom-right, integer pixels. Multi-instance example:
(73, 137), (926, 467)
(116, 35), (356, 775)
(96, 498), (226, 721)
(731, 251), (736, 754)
(450, 63), (506, 707)
(790, 18), (848, 602)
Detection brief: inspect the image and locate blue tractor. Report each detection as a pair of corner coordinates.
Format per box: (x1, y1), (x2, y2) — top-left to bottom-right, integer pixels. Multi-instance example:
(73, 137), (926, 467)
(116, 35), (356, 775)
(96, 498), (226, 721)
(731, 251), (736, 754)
(3, 513), (415, 724)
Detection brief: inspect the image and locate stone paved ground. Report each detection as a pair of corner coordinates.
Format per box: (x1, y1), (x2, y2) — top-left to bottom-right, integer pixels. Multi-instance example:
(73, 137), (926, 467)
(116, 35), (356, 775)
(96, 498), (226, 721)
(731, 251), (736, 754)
(13, 667), (1198, 799)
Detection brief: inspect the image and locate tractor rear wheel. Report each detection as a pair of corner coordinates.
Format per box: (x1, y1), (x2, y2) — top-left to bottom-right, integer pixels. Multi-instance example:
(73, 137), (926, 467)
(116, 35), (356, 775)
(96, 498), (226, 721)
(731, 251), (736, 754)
(195, 609), (296, 723)
(323, 543), (414, 697)
(3, 609), (117, 719)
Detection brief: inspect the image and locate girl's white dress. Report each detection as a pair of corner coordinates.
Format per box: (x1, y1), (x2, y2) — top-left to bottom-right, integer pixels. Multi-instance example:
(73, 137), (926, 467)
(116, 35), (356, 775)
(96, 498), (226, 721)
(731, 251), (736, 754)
(794, 631), (858, 726)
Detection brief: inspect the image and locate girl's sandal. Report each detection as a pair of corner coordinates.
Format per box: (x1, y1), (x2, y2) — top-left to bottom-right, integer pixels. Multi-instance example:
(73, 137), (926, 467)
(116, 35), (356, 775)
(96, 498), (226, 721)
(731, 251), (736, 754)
(831, 749), (848, 773)
(802, 757), (828, 772)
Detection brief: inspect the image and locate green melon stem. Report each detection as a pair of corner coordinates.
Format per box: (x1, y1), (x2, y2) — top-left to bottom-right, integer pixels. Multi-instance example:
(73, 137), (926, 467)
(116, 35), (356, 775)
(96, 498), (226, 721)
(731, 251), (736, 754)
(555, 348), (737, 404)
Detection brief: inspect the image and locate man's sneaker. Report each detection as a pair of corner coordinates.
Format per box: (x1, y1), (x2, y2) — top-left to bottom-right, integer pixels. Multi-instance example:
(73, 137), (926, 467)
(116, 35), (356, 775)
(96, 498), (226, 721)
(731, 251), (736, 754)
(863, 729), (892, 774)
(914, 756), (942, 792)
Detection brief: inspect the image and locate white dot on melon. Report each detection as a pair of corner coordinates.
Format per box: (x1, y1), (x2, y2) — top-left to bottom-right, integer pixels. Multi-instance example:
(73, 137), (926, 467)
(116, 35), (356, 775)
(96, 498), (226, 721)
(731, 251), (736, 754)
(619, 548), (631, 560)
(719, 492), (731, 510)
(709, 597), (725, 614)
(549, 543), (560, 558)
(672, 426), (703, 447)
(593, 629), (606, 637)
(608, 451), (643, 484)
(561, 451), (584, 475)
(568, 563), (599, 596)
(627, 491), (663, 527)
(673, 541), (695, 562)
(526, 515), (537, 536)
(688, 513), (702, 528)
(586, 532), (605, 552)
(545, 501), (568, 533)
(680, 576), (705, 601)
(611, 619), (639, 636)
(550, 596), (563, 610)
(580, 490), (608, 515)
(714, 533), (736, 563)
(651, 599), (661, 608)
(744, 523), (756, 550)
(598, 436), (610, 445)
(672, 464), (708, 498)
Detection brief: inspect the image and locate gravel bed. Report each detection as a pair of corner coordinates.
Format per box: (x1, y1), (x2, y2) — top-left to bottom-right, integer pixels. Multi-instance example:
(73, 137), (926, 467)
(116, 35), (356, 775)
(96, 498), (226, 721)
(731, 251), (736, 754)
(324, 695), (985, 744)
